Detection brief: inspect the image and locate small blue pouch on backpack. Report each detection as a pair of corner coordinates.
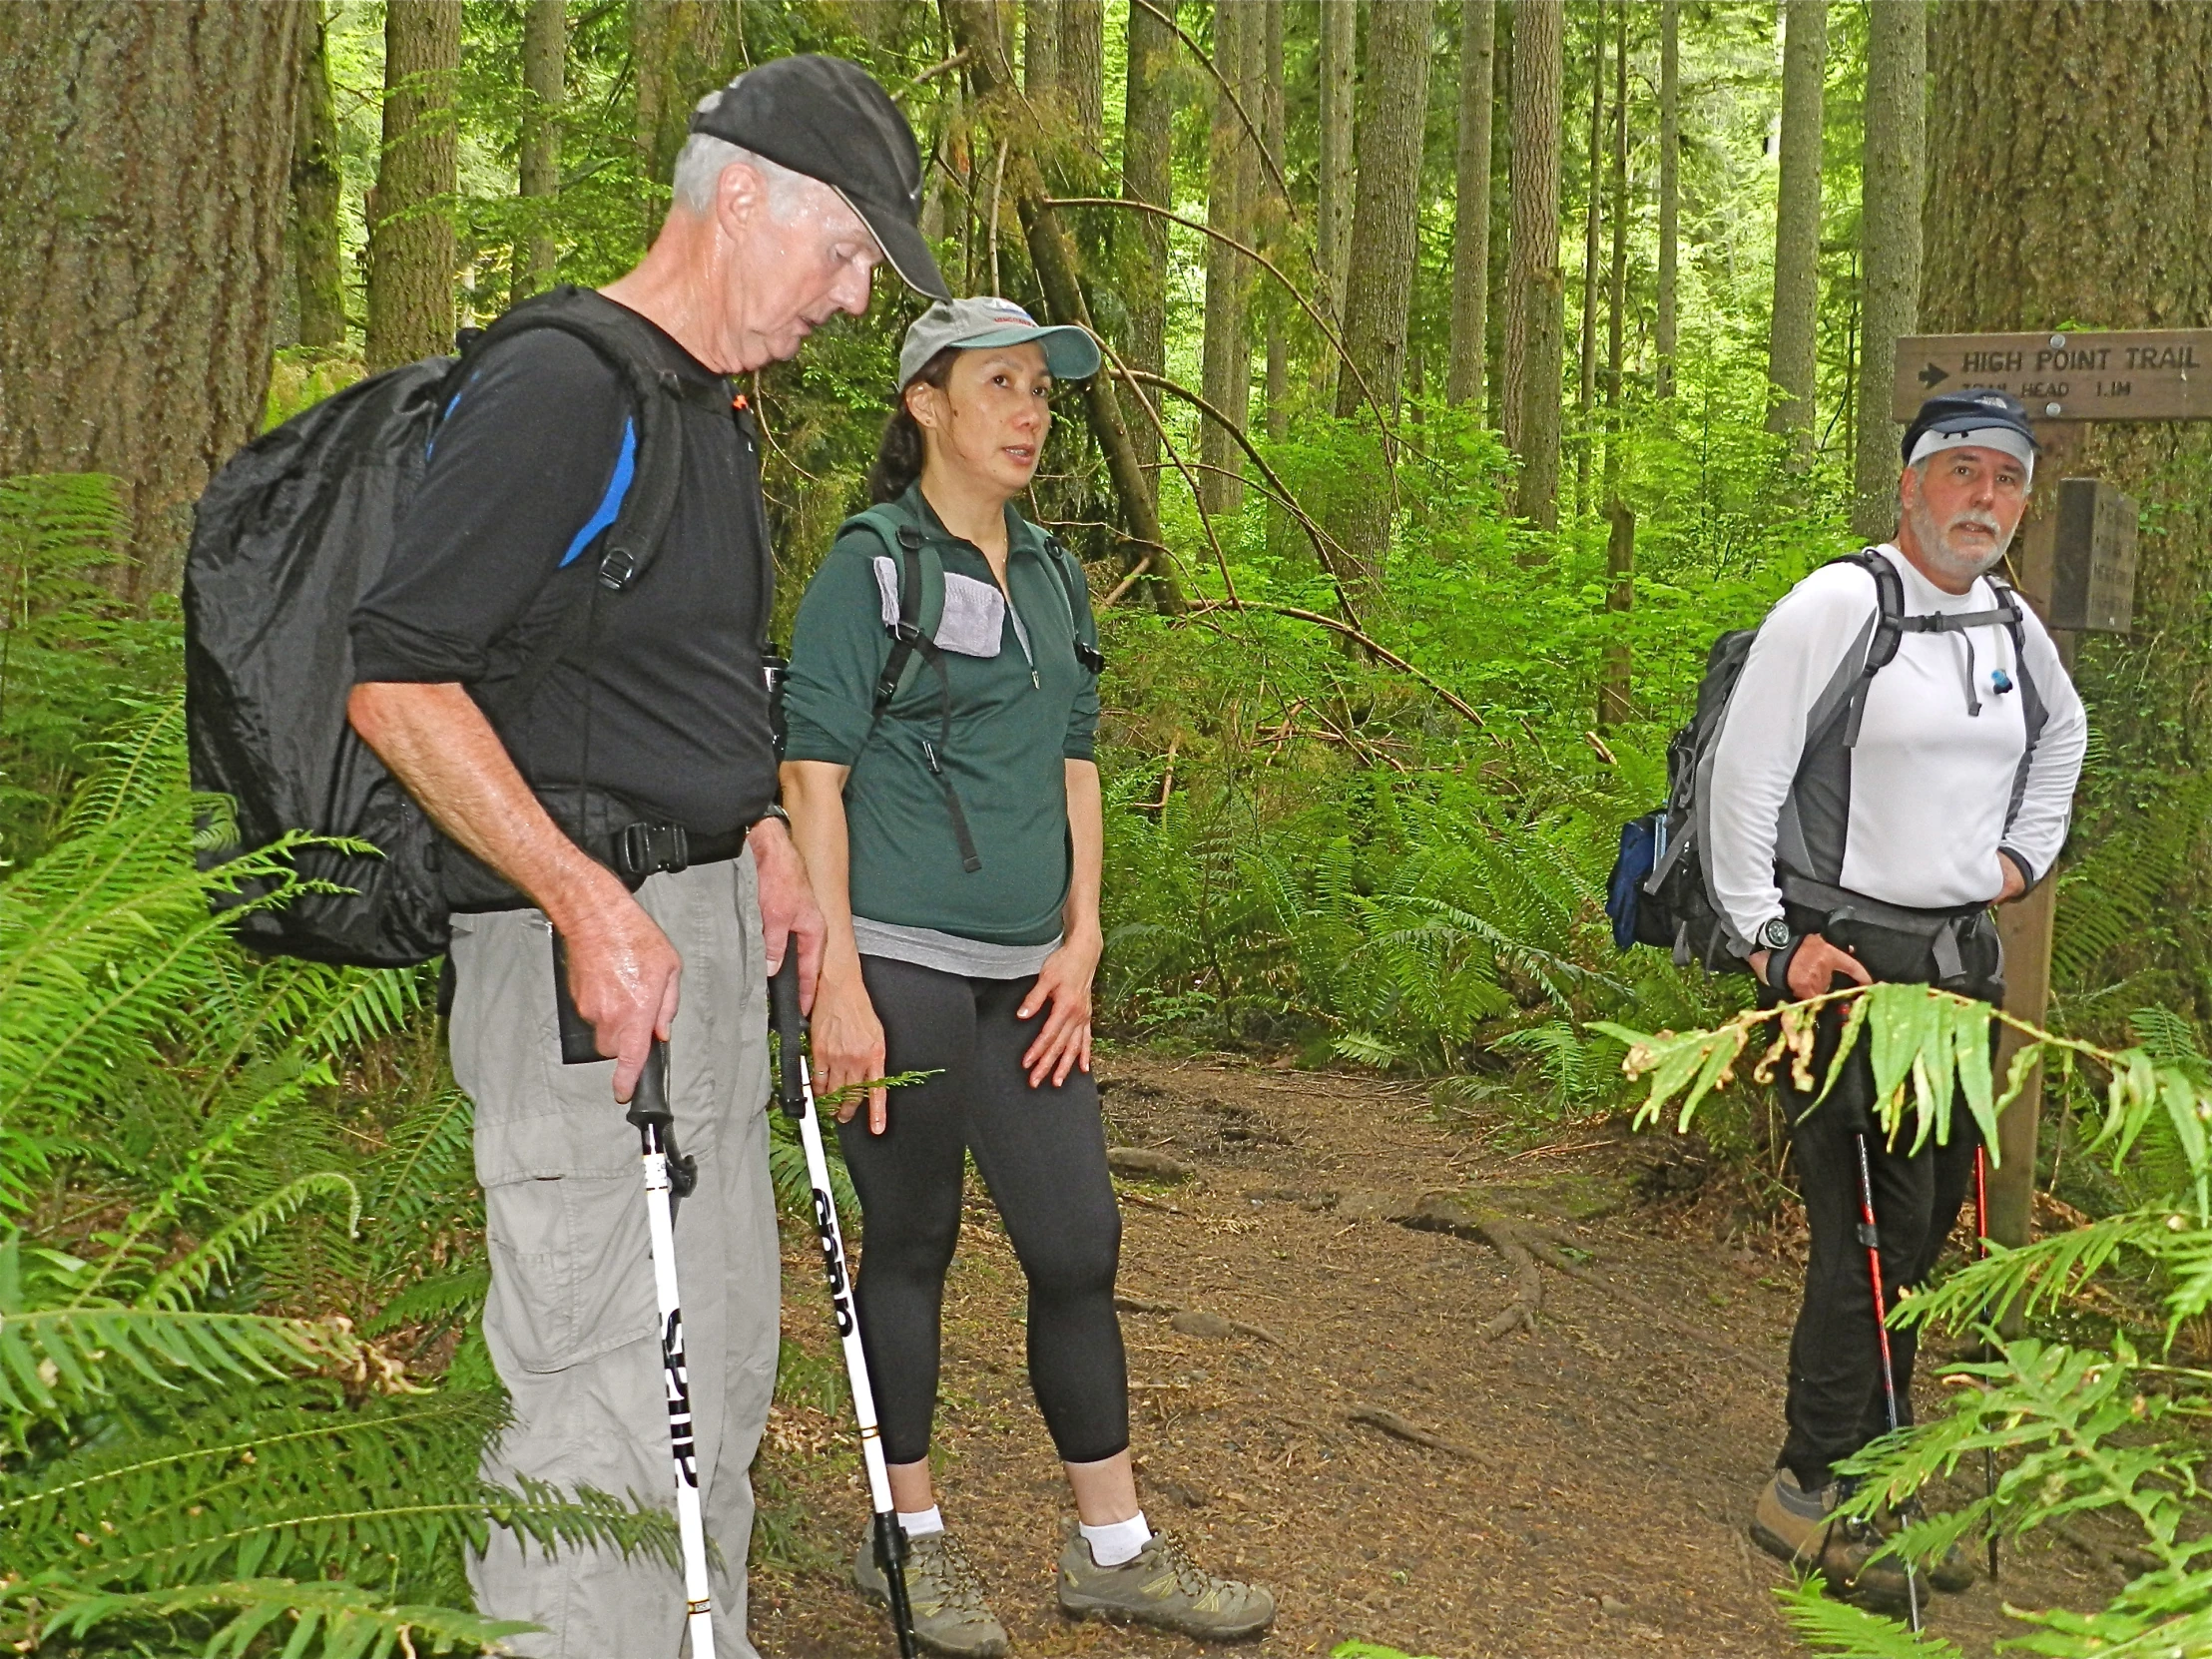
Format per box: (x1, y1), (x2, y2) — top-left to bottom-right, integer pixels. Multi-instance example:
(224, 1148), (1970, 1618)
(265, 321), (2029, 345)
(1606, 814), (1659, 951)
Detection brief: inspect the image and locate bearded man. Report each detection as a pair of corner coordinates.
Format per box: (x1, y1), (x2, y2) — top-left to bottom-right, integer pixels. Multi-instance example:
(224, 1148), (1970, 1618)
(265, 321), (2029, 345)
(1704, 389), (2087, 1609)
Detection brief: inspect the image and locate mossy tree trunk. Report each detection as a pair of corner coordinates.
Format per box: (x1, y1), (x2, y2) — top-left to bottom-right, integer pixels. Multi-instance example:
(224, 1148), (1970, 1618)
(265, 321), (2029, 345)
(292, 2), (347, 349)
(1200, 0), (1253, 514)
(632, 0), (729, 237)
(512, 0), (567, 301)
(0, 0), (304, 601)
(1447, 0), (1495, 407)
(1656, 0), (1678, 397)
(1317, 0), (1358, 330)
(1925, 0), (2212, 1245)
(1503, 0), (1562, 528)
(1121, 0), (1177, 498)
(366, 0), (461, 371)
(1765, 0), (1826, 448)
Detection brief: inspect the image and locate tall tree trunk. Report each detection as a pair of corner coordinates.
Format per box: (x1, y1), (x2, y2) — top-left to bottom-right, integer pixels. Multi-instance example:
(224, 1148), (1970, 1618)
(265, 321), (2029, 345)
(1060, 0), (1103, 136)
(1333, 0), (1434, 576)
(0, 1), (304, 601)
(633, 1), (729, 235)
(1025, 0), (1060, 98)
(943, 0), (1183, 612)
(1334, 0), (1435, 422)
(1261, 0), (1288, 439)
(1926, 2), (2212, 1248)
(292, 2), (347, 349)
(367, 0), (461, 372)
(1200, 0), (1253, 514)
(1448, 0), (1495, 406)
(1317, 0), (1358, 328)
(1486, 0), (1512, 420)
(513, 0), (566, 302)
(1576, 15), (1603, 513)
(1504, 0), (1563, 527)
(1656, 0), (1678, 396)
(1766, 0), (1827, 446)
(1122, 0), (1176, 499)
(1852, 0), (1925, 538)
(1603, 0), (1627, 495)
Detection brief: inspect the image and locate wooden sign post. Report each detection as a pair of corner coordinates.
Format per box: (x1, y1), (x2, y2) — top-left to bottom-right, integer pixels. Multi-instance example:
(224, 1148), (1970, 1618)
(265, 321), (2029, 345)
(1892, 332), (2186, 1250)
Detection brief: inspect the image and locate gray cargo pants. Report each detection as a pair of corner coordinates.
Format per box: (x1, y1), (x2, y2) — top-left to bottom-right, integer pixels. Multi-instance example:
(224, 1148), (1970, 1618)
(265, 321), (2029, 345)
(449, 855), (778, 1659)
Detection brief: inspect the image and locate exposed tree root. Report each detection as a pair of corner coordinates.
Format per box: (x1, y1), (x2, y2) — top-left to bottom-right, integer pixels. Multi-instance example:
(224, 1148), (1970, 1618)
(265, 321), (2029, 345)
(1347, 1404), (1475, 1460)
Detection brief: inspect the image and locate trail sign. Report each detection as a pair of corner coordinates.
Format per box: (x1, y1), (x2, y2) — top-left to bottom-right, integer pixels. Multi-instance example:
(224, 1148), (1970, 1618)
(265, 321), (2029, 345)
(1892, 329), (2212, 422)
(2050, 478), (2138, 635)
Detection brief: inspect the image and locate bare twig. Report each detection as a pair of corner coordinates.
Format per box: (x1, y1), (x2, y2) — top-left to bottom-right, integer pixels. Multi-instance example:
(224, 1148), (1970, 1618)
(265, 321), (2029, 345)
(985, 139), (1009, 296)
(1139, 735), (1180, 812)
(1088, 328), (1236, 604)
(1183, 600), (1485, 728)
(1042, 196), (1408, 458)
(912, 46), (972, 86)
(1118, 365), (1364, 616)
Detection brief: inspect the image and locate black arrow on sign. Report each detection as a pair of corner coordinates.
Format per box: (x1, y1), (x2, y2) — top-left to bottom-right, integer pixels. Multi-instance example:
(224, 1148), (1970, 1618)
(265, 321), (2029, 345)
(1918, 362), (1950, 389)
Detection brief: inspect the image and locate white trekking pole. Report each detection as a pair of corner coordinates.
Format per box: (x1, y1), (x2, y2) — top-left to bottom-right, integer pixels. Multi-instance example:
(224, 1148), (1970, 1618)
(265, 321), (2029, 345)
(628, 1041), (719, 1659)
(551, 934), (717, 1658)
(770, 956), (918, 1658)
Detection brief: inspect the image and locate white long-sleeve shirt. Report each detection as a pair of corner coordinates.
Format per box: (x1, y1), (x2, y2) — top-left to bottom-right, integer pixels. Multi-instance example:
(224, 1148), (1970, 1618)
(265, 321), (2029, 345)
(1705, 542), (2088, 947)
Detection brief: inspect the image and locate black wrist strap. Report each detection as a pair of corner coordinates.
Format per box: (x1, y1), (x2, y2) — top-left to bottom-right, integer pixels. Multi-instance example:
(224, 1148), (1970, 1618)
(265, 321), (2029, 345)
(1766, 934), (1807, 995)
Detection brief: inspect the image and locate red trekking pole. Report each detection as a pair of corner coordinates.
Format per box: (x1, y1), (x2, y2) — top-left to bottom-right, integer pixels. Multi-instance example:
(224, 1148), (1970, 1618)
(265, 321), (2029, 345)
(1855, 1134), (1923, 1633)
(1974, 1144), (1998, 1581)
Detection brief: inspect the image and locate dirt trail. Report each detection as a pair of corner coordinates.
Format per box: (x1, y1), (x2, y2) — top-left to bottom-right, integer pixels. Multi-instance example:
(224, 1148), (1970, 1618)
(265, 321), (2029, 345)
(749, 1054), (2111, 1657)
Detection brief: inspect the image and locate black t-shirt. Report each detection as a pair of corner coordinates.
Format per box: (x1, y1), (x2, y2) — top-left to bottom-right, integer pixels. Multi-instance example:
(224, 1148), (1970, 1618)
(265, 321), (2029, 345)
(351, 295), (776, 834)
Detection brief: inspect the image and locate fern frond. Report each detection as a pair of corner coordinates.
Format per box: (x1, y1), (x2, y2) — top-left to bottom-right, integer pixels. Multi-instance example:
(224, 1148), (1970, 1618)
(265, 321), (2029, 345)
(1775, 1577), (1963, 1656)
(138, 1174), (365, 1312)
(23, 1577), (532, 1659)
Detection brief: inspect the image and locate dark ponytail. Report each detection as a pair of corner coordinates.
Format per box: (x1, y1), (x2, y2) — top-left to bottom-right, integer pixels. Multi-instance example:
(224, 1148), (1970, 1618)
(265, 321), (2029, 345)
(866, 346), (961, 503)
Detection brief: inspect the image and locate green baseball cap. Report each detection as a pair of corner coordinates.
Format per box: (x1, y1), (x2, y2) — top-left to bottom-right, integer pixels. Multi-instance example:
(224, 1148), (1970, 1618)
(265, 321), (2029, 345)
(897, 297), (1103, 387)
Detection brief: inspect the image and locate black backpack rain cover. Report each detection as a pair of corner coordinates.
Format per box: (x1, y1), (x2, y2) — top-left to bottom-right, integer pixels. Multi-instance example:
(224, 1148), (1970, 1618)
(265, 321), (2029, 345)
(185, 288), (680, 968)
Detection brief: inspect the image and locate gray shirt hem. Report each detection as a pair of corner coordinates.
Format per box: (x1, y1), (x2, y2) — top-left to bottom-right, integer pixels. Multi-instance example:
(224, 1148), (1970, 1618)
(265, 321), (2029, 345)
(851, 916), (1060, 980)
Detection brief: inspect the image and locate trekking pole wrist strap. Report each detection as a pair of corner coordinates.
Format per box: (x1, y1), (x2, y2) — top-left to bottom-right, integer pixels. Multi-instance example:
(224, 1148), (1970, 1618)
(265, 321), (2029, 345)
(1765, 933), (1807, 995)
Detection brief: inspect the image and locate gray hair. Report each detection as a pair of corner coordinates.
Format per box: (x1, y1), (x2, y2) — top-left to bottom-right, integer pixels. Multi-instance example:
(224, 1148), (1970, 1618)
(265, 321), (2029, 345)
(670, 129), (818, 218)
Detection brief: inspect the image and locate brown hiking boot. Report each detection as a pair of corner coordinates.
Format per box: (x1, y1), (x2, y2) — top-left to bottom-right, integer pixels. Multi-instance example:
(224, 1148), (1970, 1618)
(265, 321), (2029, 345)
(1056, 1525), (1276, 1640)
(853, 1527), (1009, 1658)
(1751, 1471), (1916, 1611)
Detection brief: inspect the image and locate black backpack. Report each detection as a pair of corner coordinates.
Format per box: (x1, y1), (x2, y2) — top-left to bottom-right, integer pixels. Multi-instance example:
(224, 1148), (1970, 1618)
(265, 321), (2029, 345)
(1605, 548), (2040, 971)
(185, 287), (690, 968)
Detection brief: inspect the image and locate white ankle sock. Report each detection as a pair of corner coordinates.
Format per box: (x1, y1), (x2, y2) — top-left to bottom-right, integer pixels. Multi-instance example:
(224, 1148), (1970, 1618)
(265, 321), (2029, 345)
(1080, 1510), (1151, 1568)
(896, 1505), (944, 1538)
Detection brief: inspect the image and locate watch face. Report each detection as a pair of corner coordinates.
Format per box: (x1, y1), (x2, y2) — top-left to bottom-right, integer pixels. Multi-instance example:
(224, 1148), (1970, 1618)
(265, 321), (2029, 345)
(1761, 918), (1792, 949)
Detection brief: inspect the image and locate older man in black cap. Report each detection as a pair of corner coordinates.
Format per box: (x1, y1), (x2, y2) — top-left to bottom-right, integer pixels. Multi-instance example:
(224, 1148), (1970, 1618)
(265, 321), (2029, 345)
(1703, 389), (2087, 1609)
(347, 56), (948, 1658)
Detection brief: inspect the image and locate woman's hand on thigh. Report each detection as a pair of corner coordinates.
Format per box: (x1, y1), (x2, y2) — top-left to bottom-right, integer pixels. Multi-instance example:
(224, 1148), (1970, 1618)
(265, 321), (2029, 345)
(1019, 934), (1099, 1088)
(813, 970), (891, 1133)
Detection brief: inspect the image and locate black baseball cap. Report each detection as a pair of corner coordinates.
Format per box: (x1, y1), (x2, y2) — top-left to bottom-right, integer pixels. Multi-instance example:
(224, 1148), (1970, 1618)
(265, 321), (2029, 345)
(689, 55), (950, 301)
(1902, 387), (2039, 466)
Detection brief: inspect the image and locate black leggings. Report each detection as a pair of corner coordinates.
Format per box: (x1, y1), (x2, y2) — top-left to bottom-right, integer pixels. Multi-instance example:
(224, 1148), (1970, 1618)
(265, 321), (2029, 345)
(837, 954), (1128, 1467)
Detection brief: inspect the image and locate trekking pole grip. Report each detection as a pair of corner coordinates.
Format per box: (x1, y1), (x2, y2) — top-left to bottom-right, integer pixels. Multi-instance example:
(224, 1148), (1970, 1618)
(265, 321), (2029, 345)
(770, 954), (808, 1120)
(625, 1039), (673, 1131)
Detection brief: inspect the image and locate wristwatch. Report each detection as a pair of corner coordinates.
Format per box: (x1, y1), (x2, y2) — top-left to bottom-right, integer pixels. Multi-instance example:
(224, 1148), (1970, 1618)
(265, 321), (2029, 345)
(1758, 916), (1792, 952)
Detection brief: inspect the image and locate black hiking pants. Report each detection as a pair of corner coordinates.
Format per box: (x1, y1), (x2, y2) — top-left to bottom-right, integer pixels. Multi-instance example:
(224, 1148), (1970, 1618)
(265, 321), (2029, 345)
(1765, 906), (2001, 1493)
(837, 954), (1129, 1469)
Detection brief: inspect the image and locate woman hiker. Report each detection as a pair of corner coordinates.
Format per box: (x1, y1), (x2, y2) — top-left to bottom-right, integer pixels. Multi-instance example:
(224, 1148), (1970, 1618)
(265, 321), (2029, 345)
(779, 297), (1277, 1654)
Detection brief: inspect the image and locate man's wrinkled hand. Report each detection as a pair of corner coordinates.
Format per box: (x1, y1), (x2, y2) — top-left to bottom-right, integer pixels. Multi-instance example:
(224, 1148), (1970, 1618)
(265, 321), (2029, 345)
(752, 816), (827, 1012)
(1752, 931), (1873, 1001)
(561, 893), (682, 1102)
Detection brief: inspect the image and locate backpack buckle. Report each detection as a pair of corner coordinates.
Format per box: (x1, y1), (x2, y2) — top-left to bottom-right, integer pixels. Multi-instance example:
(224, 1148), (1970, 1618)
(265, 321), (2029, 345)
(1076, 641), (1106, 674)
(599, 546), (638, 590)
(615, 822), (690, 878)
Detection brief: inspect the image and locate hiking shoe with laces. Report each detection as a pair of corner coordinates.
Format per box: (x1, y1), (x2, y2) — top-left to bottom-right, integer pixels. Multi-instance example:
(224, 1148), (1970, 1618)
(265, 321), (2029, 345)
(1056, 1525), (1277, 1640)
(1750, 1471), (1915, 1612)
(1878, 1495), (1979, 1593)
(853, 1527), (1009, 1658)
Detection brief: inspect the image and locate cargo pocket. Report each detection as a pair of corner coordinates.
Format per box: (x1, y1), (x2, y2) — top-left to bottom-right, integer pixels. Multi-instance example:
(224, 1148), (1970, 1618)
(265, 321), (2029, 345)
(481, 1158), (657, 1375)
